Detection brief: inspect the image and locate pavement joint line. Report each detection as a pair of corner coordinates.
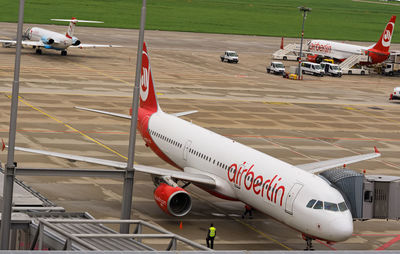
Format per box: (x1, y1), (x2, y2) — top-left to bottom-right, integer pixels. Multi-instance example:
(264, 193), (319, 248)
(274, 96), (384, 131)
(232, 217), (292, 250)
(188, 190), (291, 250)
(307, 133), (400, 170)
(68, 60), (133, 86)
(5, 94), (128, 161)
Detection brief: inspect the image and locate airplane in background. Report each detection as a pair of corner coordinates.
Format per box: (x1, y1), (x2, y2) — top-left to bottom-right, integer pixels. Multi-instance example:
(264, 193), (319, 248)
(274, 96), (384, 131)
(0, 17), (120, 56)
(307, 15), (396, 64)
(4, 42), (382, 249)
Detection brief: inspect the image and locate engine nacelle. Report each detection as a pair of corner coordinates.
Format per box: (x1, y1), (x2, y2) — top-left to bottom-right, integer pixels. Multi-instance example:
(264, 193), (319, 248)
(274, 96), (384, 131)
(72, 37), (81, 46)
(41, 37), (54, 45)
(154, 183), (192, 216)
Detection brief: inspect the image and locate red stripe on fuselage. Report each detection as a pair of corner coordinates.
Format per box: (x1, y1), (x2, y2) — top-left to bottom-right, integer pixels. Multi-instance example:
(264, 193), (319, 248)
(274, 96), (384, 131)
(138, 109), (181, 169)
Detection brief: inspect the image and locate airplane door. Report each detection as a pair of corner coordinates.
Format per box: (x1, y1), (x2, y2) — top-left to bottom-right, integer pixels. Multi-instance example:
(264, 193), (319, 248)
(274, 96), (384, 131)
(183, 140), (192, 161)
(285, 183), (303, 215)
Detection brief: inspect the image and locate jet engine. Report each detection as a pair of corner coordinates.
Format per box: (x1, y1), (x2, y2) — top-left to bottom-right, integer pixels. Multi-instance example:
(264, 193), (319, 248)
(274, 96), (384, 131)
(154, 183), (192, 216)
(41, 37), (54, 45)
(72, 37), (81, 46)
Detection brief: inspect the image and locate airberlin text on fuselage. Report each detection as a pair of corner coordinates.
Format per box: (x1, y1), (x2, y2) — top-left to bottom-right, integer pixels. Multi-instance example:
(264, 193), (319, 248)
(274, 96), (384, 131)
(227, 162), (285, 206)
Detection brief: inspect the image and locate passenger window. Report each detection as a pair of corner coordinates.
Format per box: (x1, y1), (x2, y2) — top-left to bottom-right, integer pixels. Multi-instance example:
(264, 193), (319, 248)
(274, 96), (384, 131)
(306, 199), (316, 208)
(313, 200), (323, 209)
(324, 202), (338, 212)
(338, 202), (348, 212)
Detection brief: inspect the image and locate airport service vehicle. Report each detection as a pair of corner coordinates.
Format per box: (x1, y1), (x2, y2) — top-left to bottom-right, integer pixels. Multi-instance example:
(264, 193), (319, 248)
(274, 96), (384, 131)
(308, 16), (396, 64)
(266, 62), (285, 75)
(384, 63), (400, 76)
(389, 87), (400, 100)
(220, 50), (239, 63)
(0, 17), (120, 56)
(300, 62), (325, 76)
(320, 62), (342, 77)
(8, 42), (381, 249)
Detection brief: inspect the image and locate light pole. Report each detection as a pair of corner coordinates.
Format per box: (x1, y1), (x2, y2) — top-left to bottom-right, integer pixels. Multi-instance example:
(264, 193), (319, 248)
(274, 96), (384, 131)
(297, 6), (311, 80)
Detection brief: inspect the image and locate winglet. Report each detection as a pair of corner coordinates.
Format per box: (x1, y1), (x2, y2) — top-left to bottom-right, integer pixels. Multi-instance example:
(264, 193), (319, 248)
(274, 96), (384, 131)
(2, 139), (5, 151)
(374, 146), (380, 153)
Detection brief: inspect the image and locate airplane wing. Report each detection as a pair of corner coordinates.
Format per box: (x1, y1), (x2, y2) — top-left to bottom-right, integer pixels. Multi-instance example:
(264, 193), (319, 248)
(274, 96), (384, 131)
(71, 44), (122, 49)
(11, 146), (216, 188)
(0, 39), (45, 47)
(75, 106), (197, 118)
(296, 147), (381, 174)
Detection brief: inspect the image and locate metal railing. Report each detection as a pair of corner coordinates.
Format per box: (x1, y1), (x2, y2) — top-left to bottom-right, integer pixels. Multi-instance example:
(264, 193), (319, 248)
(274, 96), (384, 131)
(31, 219), (210, 251)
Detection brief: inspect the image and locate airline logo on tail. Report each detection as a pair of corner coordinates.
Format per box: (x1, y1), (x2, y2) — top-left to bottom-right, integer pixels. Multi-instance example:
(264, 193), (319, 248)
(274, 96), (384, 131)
(382, 21), (394, 47)
(372, 15), (396, 52)
(140, 52), (150, 102)
(139, 42), (158, 112)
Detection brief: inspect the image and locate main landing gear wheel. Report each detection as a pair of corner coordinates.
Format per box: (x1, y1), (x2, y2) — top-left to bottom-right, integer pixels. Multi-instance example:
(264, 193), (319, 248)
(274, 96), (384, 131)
(61, 50), (67, 56)
(35, 49), (42, 55)
(304, 236), (314, 251)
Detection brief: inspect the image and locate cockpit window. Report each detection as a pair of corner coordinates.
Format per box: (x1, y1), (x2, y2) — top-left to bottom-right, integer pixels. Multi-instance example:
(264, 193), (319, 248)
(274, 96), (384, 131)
(307, 199), (348, 212)
(324, 202), (339, 211)
(338, 202), (348, 211)
(313, 200), (323, 209)
(306, 199), (317, 208)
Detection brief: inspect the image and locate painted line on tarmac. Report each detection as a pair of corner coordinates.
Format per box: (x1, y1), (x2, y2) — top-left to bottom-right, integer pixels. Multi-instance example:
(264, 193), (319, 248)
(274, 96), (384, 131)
(6, 94), (128, 161)
(315, 239), (336, 250)
(188, 190), (292, 250)
(233, 217), (292, 250)
(376, 234), (400, 250)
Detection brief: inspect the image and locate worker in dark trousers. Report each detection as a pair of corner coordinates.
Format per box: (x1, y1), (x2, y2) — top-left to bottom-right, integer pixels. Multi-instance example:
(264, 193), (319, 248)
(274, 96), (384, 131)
(206, 223), (216, 249)
(242, 204), (253, 219)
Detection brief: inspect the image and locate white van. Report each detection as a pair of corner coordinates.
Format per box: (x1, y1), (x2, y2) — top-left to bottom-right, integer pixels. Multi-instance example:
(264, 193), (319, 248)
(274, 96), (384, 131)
(300, 62), (325, 76)
(320, 62), (342, 77)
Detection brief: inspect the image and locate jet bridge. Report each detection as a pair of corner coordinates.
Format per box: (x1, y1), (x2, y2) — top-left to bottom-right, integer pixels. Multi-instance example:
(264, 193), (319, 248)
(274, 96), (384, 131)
(320, 168), (400, 220)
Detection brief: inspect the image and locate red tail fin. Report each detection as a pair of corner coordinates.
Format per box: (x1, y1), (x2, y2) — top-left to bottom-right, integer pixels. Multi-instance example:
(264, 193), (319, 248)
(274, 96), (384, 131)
(140, 42), (159, 112)
(371, 15), (396, 52)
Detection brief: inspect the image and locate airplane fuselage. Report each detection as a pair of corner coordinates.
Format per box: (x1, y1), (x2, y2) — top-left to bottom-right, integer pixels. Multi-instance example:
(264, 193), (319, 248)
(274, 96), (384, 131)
(138, 108), (353, 242)
(27, 27), (77, 50)
(308, 40), (389, 64)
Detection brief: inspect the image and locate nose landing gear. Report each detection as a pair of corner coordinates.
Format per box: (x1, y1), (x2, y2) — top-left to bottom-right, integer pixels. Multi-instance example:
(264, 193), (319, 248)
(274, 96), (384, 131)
(302, 234), (314, 251)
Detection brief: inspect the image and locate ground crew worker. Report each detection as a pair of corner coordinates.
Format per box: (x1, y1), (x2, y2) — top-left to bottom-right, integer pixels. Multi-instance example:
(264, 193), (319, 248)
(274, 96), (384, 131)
(242, 204), (253, 219)
(206, 223), (216, 249)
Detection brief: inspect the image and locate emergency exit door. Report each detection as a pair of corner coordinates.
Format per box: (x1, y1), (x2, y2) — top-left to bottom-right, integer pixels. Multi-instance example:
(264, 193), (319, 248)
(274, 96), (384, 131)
(285, 183), (303, 215)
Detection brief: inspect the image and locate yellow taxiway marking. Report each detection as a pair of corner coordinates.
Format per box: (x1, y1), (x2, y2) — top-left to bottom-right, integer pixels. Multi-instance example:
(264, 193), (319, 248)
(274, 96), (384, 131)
(7, 95), (128, 161)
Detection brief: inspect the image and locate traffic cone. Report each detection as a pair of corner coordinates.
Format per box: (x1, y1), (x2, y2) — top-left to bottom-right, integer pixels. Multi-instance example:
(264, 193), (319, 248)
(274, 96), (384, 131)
(179, 221), (183, 229)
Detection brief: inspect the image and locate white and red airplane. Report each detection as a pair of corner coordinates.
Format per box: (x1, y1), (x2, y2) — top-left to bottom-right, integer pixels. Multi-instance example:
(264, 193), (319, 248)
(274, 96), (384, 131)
(0, 17), (120, 56)
(307, 15), (396, 64)
(7, 42), (381, 248)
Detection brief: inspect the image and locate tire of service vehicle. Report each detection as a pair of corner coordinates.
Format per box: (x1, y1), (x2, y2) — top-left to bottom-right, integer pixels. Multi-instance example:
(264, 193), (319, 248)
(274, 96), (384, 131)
(302, 70), (305, 74)
(267, 69), (270, 73)
(221, 58), (224, 62)
(283, 56), (287, 61)
(361, 71), (365, 75)
(348, 70), (352, 75)
(389, 71), (393, 76)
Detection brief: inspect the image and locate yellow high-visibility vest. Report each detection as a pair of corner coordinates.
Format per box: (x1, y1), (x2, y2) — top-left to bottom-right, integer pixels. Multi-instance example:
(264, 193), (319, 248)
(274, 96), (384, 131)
(209, 227), (216, 237)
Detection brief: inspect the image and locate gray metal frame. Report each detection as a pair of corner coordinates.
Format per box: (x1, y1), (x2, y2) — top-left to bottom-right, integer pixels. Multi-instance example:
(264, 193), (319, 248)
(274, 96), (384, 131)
(30, 219), (210, 251)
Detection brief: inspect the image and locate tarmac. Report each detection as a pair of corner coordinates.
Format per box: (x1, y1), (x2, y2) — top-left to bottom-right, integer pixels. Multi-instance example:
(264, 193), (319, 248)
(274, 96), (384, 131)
(0, 22), (399, 251)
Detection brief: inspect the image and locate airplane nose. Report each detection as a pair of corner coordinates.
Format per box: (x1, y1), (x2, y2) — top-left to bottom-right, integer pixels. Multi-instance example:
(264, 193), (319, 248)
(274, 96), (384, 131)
(328, 213), (353, 242)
